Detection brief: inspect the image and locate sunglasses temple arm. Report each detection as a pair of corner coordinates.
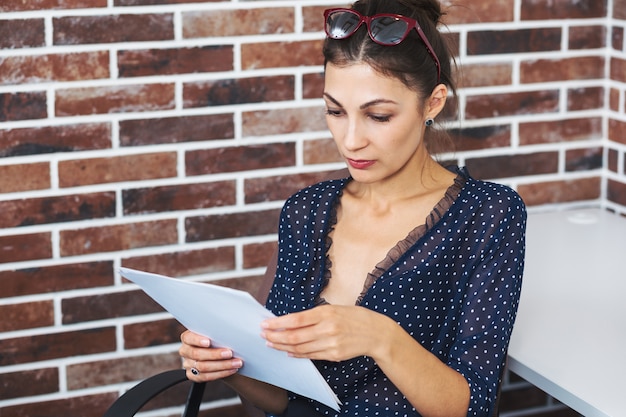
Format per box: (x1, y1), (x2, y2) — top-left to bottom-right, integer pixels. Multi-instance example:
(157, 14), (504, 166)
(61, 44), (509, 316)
(414, 24), (442, 83)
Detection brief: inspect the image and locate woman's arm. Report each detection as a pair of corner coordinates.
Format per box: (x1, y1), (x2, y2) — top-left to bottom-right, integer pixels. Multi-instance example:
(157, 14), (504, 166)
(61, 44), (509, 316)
(260, 305), (470, 417)
(179, 330), (288, 414)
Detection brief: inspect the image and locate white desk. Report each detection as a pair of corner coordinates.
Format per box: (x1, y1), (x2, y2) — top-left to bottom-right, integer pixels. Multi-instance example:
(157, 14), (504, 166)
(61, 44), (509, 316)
(507, 208), (626, 417)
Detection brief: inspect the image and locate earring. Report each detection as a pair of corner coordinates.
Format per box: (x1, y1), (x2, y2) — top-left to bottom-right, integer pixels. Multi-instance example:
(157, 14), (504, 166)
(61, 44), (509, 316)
(425, 118), (434, 127)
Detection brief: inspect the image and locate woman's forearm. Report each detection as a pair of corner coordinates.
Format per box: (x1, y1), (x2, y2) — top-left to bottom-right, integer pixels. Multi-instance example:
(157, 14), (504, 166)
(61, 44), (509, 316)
(371, 317), (470, 417)
(222, 373), (289, 415)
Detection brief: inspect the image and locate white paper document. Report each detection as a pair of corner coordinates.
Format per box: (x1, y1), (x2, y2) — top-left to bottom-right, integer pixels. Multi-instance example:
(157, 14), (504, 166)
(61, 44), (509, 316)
(120, 267), (340, 411)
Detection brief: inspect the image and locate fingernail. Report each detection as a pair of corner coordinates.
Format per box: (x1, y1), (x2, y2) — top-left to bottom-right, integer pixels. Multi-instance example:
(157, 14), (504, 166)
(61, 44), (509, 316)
(232, 359), (243, 368)
(200, 339), (210, 347)
(220, 350), (233, 359)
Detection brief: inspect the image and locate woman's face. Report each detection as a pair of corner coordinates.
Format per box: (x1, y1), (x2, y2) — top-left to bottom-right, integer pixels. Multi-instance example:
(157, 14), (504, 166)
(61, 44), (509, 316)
(323, 63), (430, 185)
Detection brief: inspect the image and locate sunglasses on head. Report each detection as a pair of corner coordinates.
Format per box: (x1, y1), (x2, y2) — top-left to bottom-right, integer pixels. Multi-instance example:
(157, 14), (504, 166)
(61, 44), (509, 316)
(323, 8), (442, 83)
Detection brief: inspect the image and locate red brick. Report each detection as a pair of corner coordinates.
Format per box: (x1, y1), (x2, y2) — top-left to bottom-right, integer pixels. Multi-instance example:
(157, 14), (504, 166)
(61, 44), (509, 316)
(565, 147), (603, 171)
(0, 192), (116, 228)
(608, 179), (626, 206)
(242, 106), (327, 136)
(241, 40), (324, 69)
(0, 301), (54, 332)
(441, 0), (514, 24)
(521, 56), (605, 83)
(55, 83), (175, 116)
(0, 261), (114, 298)
(184, 75), (294, 108)
(182, 8), (294, 38)
(0, 327), (116, 366)
(0, 19), (45, 49)
(0, 52), (109, 86)
(243, 241), (276, 269)
(244, 171), (342, 204)
(465, 90), (559, 119)
(457, 63), (512, 88)
(609, 118), (626, 145)
(303, 72), (325, 99)
(210, 275), (268, 299)
(610, 88), (620, 112)
(465, 152), (559, 179)
(569, 25), (606, 50)
(0, 368), (59, 400)
(0, 392), (117, 417)
(449, 125), (512, 151)
(53, 14), (173, 45)
(0, 123), (111, 157)
(521, 0), (607, 20)
(519, 118), (602, 145)
(303, 137), (342, 165)
(60, 220), (178, 257)
(616, 0), (626, 19)
(613, 27), (624, 51)
(611, 57), (626, 83)
(123, 318), (185, 349)
(122, 246), (236, 278)
(567, 87), (604, 111)
(118, 46), (232, 77)
(0, 163), (50, 193)
(67, 352), (181, 390)
(185, 143), (296, 176)
(499, 384), (550, 412)
(116, 0), (209, 4)
(185, 209), (280, 242)
(518, 177), (601, 206)
(120, 114), (234, 146)
(123, 181), (236, 215)
(303, 6), (328, 32)
(0, 91), (47, 122)
(62, 289), (163, 324)
(608, 148), (619, 173)
(0, 233), (52, 264)
(467, 28), (561, 55)
(58, 152), (177, 187)
(0, 0), (106, 12)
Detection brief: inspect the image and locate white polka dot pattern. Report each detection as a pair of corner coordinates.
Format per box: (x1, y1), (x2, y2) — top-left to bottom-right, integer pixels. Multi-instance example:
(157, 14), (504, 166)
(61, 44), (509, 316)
(266, 168), (527, 417)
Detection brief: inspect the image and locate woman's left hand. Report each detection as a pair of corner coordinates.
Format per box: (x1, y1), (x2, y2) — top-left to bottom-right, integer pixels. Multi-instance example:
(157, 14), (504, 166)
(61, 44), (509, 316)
(260, 305), (395, 362)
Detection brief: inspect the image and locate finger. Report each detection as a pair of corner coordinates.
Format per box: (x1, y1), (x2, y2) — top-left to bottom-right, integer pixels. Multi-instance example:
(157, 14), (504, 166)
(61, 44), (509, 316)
(182, 356), (243, 373)
(180, 330), (211, 347)
(261, 308), (321, 331)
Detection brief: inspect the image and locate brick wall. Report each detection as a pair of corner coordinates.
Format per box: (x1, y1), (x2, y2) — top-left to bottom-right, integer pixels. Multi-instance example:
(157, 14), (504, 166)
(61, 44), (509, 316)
(0, 0), (624, 416)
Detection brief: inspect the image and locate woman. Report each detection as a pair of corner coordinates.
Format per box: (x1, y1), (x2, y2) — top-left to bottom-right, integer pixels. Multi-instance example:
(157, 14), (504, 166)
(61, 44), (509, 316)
(179, 0), (526, 416)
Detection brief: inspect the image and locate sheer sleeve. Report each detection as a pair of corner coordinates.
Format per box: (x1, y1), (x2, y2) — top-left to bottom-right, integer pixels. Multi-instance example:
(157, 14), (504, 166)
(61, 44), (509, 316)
(447, 189), (526, 416)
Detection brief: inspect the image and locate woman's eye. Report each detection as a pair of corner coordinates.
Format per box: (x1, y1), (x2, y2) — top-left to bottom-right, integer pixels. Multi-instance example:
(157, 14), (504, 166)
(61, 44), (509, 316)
(369, 114), (392, 123)
(325, 108), (343, 117)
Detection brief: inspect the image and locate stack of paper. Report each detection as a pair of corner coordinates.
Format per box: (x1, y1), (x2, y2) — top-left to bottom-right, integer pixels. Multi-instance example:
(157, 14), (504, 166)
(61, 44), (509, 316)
(120, 267), (340, 411)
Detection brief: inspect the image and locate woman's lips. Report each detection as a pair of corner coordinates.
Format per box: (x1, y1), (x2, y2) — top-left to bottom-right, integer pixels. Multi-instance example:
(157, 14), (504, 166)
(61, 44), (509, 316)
(347, 158), (375, 169)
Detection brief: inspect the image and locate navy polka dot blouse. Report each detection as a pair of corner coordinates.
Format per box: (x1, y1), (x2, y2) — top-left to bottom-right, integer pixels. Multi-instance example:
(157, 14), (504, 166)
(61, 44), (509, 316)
(265, 167), (527, 417)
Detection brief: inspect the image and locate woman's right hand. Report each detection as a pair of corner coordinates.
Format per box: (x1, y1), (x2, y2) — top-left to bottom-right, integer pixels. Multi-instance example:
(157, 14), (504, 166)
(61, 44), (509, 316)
(179, 330), (243, 382)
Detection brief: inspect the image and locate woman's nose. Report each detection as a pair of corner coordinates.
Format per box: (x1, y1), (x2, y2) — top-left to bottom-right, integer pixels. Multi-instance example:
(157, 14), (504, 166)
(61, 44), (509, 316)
(342, 119), (368, 151)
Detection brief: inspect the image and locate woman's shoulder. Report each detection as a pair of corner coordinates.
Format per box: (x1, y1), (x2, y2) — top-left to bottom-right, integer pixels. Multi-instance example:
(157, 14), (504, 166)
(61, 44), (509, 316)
(282, 175), (350, 211)
(455, 166), (526, 215)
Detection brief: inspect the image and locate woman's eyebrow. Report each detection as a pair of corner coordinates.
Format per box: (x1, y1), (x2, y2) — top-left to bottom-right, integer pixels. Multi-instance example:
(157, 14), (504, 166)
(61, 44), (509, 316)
(323, 92), (342, 107)
(323, 93), (397, 109)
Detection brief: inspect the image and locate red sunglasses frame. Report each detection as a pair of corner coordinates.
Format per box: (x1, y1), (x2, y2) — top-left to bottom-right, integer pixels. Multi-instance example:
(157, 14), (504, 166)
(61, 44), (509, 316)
(324, 8), (442, 83)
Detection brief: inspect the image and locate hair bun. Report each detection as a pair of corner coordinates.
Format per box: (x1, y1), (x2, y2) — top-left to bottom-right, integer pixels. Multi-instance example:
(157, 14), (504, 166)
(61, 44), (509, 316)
(398, 0), (443, 25)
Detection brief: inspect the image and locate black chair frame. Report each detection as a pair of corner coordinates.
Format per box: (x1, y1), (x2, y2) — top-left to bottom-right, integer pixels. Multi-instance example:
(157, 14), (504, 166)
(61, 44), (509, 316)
(102, 369), (206, 417)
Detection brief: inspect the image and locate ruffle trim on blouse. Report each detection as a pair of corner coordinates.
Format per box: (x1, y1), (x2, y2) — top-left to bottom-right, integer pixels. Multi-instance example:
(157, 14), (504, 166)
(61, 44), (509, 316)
(316, 173), (467, 306)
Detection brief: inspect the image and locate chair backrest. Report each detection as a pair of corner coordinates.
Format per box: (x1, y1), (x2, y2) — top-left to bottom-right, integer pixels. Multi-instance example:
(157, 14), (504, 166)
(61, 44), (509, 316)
(102, 369), (206, 417)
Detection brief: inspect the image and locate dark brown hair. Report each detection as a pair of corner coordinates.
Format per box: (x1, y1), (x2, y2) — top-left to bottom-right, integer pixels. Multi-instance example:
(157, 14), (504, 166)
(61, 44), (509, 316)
(323, 0), (457, 155)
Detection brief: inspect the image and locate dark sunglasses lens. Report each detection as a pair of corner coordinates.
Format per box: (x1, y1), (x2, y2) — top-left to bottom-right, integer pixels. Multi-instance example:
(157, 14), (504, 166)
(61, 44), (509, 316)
(370, 16), (409, 45)
(327, 11), (361, 39)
